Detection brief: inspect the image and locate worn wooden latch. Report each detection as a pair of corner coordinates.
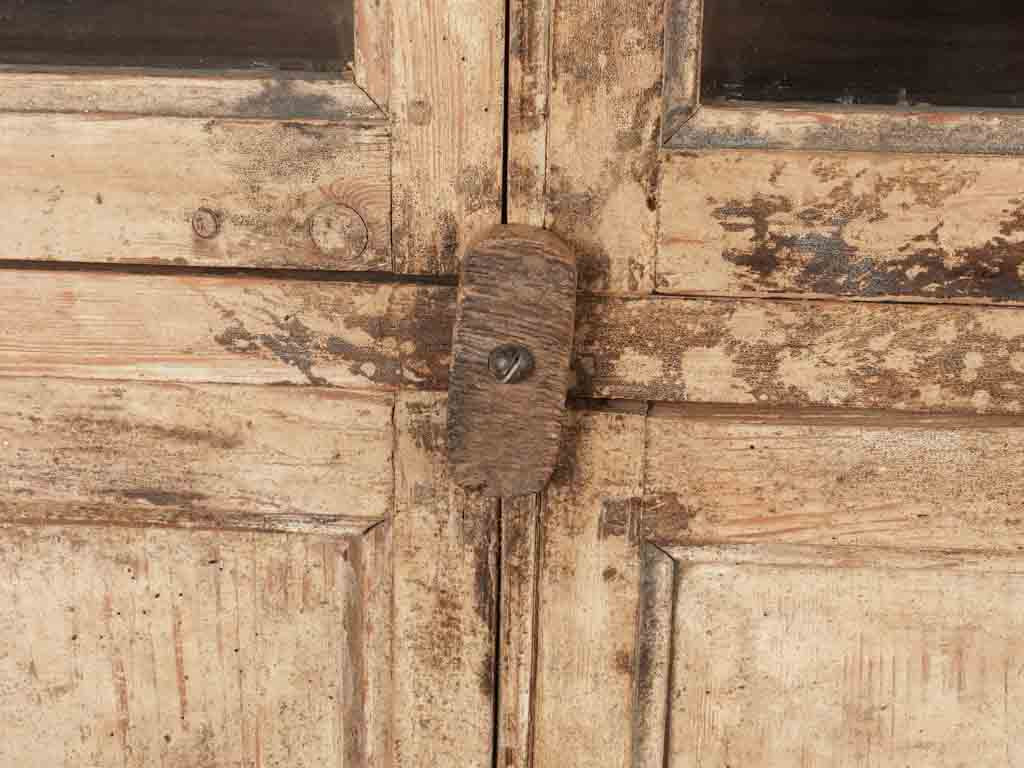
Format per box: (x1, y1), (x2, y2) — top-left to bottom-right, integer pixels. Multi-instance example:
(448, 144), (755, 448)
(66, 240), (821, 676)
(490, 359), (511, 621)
(447, 224), (577, 497)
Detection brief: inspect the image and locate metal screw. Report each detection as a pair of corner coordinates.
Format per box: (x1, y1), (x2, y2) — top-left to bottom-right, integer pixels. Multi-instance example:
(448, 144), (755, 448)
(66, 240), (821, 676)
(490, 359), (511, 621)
(192, 208), (220, 239)
(488, 344), (534, 384)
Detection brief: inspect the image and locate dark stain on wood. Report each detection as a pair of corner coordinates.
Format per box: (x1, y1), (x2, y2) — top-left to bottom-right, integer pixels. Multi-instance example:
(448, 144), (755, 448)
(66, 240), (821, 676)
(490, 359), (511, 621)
(597, 497), (641, 541)
(714, 194), (1024, 301)
(641, 491), (695, 543)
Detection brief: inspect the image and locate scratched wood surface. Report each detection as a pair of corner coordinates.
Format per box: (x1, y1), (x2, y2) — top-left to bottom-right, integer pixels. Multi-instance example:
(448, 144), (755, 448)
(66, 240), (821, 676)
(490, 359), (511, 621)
(659, 150), (1024, 301)
(0, 378), (392, 534)
(530, 406), (647, 768)
(389, 0), (504, 274)
(506, 0), (551, 227)
(0, 524), (389, 768)
(644, 404), (1024, 551)
(0, 70), (381, 121)
(0, 271), (453, 389)
(1, 113), (389, 270)
(393, 393), (498, 768)
(496, 495), (541, 768)
(576, 295), (1024, 413)
(663, 553), (1024, 766)
(543, 0), (664, 293)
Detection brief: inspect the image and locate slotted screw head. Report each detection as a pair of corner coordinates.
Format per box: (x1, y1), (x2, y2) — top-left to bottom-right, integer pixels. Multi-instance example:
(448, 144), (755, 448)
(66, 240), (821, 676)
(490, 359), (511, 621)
(488, 344), (534, 384)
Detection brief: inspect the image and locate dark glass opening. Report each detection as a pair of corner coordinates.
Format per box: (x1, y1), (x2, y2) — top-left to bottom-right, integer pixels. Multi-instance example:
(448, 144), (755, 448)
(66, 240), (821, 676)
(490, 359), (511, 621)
(701, 0), (1024, 108)
(0, 0), (354, 71)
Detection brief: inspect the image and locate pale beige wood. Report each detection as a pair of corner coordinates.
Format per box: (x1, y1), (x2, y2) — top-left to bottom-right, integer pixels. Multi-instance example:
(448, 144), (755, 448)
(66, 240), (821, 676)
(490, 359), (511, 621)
(1, 378), (391, 534)
(544, 0), (664, 293)
(667, 555), (1024, 766)
(0, 525), (390, 768)
(507, 0), (551, 227)
(393, 392), (498, 768)
(0, 271), (453, 388)
(576, 295), (1024, 413)
(496, 495), (541, 768)
(0, 70), (383, 121)
(1, 113), (389, 269)
(390, 0), (505, 274)
(659, 150), (1024, 302)
(670, 102), (1024, 156)
(354, 0), (391, 110)
(532, 406), (647, 768)
(645, 405), (1024, 551)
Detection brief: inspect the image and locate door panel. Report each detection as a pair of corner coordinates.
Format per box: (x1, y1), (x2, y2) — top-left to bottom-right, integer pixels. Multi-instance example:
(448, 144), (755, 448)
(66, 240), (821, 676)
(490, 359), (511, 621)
(1, 525), (388, 767)
(503, 1), (1024, 765)
(1, 3), (504, 766)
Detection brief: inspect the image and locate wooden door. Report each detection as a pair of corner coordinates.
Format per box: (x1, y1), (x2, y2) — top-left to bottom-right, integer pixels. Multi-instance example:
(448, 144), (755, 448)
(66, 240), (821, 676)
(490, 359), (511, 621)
(0, 3), (505, 767)
(498, 1), (1024, 766)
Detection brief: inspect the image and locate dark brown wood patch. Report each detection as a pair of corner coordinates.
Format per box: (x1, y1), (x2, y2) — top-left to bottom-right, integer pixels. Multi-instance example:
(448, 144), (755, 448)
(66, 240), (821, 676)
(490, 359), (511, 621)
(447, 224), (577, 495)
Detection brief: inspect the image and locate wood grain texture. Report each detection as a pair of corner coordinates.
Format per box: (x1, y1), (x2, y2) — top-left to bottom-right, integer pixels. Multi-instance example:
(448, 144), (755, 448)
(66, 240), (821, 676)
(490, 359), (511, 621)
(631, 545), (676, 768)
(0, 378), (391, 534)
(575, 295), (1024, 413)
(507, 0), (551, 227)
(448, 225), (577, 495)
(496, 495), (541, 768)
(669, 103), (1024, 155)
(545, 0), (664, 293)
(390, 0), (505, 274)
(354, 0), (391, 110)
(1, 113), (389, 269)
(0, 70), (382, 121)
(0, 271), (453, 389)
(661, 0), (702, 140)
(666, 553), (1024, 766)
(659, 150), (1024, 301)
(393, 393), (498, 768)
(0, 524), (389, 768)
(644, 404), (1024, 552)
(532, 406), (646, 768)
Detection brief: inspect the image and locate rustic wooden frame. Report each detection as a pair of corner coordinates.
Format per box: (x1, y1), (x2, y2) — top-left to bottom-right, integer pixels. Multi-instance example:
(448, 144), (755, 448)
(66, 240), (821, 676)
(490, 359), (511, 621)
(662, 0), (1024, 155)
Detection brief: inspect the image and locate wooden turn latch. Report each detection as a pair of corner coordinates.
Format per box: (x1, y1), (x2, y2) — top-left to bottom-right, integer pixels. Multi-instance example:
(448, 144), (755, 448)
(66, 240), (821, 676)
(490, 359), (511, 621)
(447, 224), (577, 497)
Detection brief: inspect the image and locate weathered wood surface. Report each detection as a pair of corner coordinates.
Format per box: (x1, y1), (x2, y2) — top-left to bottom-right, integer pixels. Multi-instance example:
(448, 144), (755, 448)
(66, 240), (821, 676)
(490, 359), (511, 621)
(390, 0), (504, 274)
(659, 151), (1024, 301)
(645, 404), (1024, 551)
(531, 406), (647, 768)
(0, 271), (453, 389)
(0, 524), (389, 768)
(12, 271), (1024, 415)
(544, 0), (664, 293)
(448, 225), (577, 495)
(1, 114), (389, 269)
(665, 552), (1024, 766)
(507, 0), (551, 227)
(354, 0), (391, 110)
(496, 495), (541, 768)
(576, 295), (1024, 413)
(393, 393), (498, 768)
(1, 378), (391, 533)
(0, 70), (382, 121)
(668, 103), (1024, 155)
